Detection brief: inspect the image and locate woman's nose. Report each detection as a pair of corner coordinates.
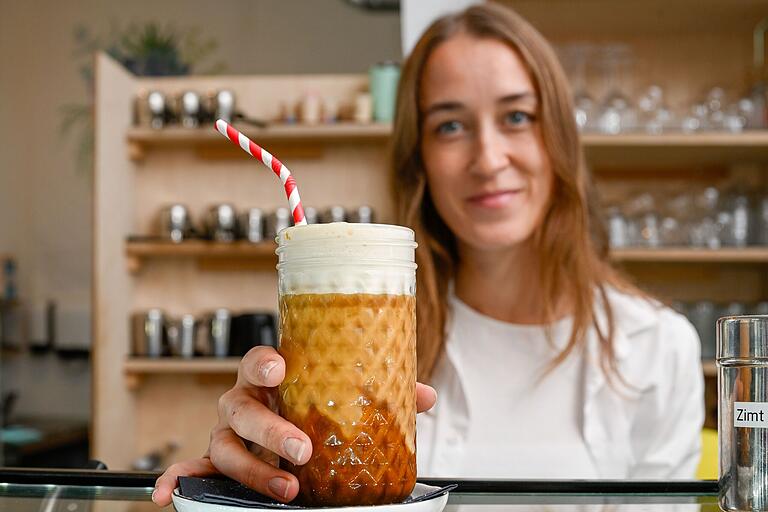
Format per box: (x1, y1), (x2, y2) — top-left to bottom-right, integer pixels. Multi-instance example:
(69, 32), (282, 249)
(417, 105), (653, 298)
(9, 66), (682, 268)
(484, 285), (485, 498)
(471, 124), (508, 177)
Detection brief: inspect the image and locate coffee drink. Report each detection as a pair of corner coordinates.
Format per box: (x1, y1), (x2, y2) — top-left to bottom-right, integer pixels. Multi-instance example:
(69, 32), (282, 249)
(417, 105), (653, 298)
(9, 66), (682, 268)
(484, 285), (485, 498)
(276, 223), (417, 506)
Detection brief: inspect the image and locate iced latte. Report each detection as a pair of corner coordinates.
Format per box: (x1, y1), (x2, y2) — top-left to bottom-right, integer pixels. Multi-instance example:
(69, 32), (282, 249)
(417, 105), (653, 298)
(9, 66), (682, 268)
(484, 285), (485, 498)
(276, 223), (417, 506)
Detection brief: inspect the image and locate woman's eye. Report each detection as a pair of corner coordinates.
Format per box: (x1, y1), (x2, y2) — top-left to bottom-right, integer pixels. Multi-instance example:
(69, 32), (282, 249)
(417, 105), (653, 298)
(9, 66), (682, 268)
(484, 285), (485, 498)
(435, 120), (464, 135)
(504, 111), (533, 126)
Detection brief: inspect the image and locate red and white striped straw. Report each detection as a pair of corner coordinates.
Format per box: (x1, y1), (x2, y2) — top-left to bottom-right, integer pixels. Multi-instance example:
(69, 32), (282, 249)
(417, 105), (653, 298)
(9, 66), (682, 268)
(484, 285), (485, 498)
(214, 119), (306, 226)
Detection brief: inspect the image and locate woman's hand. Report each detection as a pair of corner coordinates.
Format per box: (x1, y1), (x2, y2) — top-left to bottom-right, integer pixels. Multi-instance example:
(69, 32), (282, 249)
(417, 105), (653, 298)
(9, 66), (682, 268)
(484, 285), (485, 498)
(152, 346), (437, 507)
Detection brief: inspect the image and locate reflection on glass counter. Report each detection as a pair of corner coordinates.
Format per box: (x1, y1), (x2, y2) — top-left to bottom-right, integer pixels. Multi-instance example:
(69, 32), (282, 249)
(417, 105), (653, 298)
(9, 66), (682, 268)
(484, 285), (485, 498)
(0, 470), (720, 512)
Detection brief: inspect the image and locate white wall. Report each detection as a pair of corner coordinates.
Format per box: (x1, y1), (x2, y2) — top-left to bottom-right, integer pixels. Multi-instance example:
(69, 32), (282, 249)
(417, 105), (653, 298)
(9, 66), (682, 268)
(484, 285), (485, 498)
(401, 0), (481, 55)
(0, 0), (400, 419)
(1, 353), (91, 420)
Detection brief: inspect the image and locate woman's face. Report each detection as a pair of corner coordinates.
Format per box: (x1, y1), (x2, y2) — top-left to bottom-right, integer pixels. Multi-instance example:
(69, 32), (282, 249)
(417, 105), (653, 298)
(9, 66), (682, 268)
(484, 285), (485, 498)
(419, 34), (554, 253)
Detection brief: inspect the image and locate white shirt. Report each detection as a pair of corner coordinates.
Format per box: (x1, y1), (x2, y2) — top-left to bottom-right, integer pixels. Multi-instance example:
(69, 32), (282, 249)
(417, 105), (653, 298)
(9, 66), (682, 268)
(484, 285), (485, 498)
(416, 287), (704, 479)
(451, 299), (597, 478)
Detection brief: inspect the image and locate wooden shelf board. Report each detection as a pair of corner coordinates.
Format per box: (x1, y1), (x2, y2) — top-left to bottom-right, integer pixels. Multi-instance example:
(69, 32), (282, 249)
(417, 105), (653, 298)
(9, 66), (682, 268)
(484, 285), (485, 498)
(126, 241), (768, 271)
(127, 127), (768, 165)
(125, 240), (276, 272)
(129, 127), (768, 146)
(123, 357), (716, 380)
(124, 357), (240, 389)
(127, 123), (392, 142)
(611, 248), (768, 263)
(583, 132), (768, 168)
(126, 240), (276, 257)
(124, 357), (241, 373)
(0, 299), (19, 310)
(127, 123), (392, 161)
(582, 132), (768, 147)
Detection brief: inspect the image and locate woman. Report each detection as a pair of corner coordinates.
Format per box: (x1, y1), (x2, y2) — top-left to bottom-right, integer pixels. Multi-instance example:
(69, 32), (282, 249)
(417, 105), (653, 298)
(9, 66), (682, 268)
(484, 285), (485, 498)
(152, 3), (703, 505)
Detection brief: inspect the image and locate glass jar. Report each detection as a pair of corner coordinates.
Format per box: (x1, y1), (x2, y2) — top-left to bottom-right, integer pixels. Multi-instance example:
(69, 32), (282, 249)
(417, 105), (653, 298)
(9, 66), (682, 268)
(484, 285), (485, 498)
(719, 315), (768, 511)
(276, 223), (417, 506)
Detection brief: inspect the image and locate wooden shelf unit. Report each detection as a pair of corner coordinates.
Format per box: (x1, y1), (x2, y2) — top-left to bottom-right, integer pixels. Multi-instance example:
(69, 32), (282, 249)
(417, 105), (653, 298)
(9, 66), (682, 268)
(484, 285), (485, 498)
(96, 8), (768, 462)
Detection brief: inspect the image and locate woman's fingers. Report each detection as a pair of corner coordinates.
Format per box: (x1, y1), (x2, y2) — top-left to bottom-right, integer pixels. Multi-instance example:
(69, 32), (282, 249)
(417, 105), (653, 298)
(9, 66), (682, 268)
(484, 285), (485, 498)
(155, 380), (434, 507)
(153, 457), (219, 506)
(209, 426), (300, 502)
(237, 348), (435, 414)
(219, 388), (312, 465)
(237, 346), (285, 388)
(416, 382), (437, 412)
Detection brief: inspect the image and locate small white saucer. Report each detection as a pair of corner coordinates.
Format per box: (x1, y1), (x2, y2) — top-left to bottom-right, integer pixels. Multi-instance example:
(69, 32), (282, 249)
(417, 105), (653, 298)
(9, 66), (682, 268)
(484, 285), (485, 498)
(172, 483), (450, 512)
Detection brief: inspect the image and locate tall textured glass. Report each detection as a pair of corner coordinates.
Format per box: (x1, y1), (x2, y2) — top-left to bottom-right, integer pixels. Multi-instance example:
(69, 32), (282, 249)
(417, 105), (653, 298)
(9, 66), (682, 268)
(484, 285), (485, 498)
(276, 223), (417, 506)
(719, 315), (768, 512)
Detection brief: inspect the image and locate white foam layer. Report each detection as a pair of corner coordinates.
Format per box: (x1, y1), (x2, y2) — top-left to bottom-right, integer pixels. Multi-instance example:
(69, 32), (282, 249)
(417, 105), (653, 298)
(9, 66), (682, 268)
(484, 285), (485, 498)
(277, 223), (417, 295)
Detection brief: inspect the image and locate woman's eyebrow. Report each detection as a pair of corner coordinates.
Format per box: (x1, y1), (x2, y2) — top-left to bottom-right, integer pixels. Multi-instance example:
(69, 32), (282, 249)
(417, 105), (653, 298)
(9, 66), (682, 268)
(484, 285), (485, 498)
(498, 92), (536, 104)
(423, 92), (537, 117)
(422, 101), (464, 117)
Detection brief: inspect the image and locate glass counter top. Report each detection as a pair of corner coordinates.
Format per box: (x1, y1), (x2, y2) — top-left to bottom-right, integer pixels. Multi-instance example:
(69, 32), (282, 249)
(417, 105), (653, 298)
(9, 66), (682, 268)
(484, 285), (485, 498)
(0, 469), (720, 512)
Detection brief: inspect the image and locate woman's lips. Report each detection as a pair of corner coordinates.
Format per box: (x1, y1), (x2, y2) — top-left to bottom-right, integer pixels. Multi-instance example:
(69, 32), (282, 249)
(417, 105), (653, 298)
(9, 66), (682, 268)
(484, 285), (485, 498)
(466, 189), (521, 209)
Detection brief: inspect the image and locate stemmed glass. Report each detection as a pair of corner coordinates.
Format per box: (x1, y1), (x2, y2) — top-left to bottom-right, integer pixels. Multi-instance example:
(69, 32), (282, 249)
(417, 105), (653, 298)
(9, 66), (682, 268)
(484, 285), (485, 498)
(596, 44), (637, 134)
(560, 43), (597, 132)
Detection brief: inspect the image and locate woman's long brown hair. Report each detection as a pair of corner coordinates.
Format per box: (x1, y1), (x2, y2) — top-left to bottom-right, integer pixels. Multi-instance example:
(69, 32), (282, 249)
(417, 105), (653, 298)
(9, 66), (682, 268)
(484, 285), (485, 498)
(391, 3), (638, 383)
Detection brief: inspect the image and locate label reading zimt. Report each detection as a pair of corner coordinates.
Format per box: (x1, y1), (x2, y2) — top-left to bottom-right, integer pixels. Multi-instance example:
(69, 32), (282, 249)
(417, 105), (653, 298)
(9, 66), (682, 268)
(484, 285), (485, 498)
(734, 402), (768, 428)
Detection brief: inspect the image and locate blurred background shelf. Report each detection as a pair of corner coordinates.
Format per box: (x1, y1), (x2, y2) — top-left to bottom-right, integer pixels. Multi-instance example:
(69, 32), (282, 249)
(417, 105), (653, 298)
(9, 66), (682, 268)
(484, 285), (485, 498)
(582, 132), (768, 147)
(126, 123), (392, 161)
(124, 357), (240, 373)
(125, 240), (277, 273)
(123, 357), (240, 389)
(0, 298), (18, 310)
(122, 354), (719, 380)
(702, 360), (716, 378)
(128, 126), (768, 147)
(121, 343), (719, 384)
(610, 248), (768, 263)
(127, 127), (768, 166)
(125, 240), (768, 272)
(582, 132), (768, 168)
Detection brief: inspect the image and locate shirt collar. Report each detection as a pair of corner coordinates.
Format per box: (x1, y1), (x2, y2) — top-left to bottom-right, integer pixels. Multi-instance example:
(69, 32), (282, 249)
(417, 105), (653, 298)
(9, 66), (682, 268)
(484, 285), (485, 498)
(599, 287), (660, 361)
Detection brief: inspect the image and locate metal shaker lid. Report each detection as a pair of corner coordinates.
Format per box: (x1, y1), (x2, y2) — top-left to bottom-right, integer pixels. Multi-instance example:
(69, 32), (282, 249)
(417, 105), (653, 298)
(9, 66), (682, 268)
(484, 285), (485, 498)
(717, 315), (768, 361)
(322, 205), (347, 223)
(303, 207), (318, 225)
